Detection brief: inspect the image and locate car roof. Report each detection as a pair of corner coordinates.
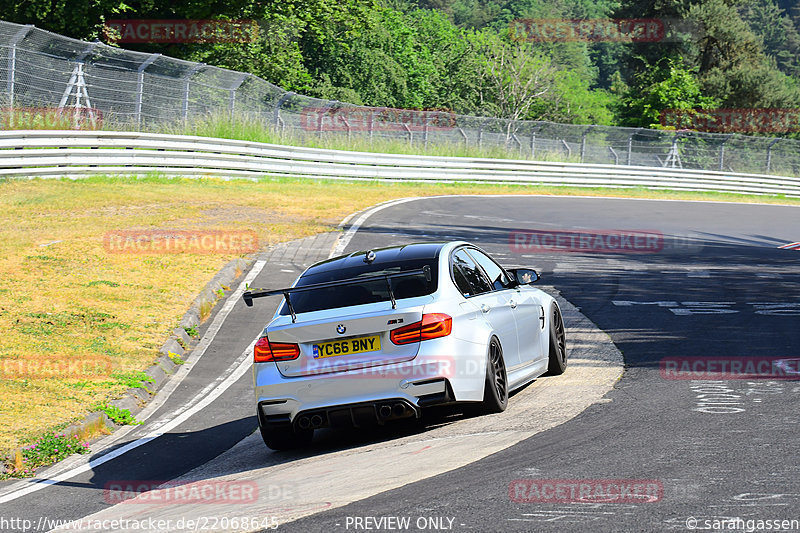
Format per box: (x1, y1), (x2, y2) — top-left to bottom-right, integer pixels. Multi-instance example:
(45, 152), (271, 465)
(303, 242), (452, 276)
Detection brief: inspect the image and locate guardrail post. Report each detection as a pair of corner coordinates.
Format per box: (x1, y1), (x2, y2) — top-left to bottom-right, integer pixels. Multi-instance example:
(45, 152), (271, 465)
(6, 25), (34, 116)
(135, 53), (160, 129)
(627, 128), (642, 166)
(182, 63), (204, 124)
(580, 126), (594, 163)
(228, 73), (249, 121)
(766, 138), (781, 173)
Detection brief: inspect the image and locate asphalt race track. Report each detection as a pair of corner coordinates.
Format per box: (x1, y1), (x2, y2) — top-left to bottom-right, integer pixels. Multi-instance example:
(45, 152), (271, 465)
(2, 195), (799, 533)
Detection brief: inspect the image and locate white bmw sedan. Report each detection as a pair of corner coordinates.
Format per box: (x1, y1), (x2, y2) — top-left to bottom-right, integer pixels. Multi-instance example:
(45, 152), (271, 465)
(244, 241), (567, 450)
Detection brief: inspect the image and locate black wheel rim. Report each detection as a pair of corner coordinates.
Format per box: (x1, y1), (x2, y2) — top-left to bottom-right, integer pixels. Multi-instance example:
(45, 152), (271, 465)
(553, 307), (566, 364)
(490, 340), (507, 401)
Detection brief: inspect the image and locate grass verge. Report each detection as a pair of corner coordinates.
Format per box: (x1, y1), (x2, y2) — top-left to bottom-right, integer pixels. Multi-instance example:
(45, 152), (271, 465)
(1, 174), (798, 465)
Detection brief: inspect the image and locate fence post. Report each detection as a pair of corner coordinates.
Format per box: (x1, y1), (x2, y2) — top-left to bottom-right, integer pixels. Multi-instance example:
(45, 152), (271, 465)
(609, 146), (619, 165)
(6, 25), (34, 114)
(580, 125), (594, 163)
(135, 53), (160, 128)
(58, 42), (99, 128)
(511, 133), (522, 157)
(627, 128), (642, 166)
(342, 117), (351, 142)
(182, 63), (204, 123)
(718, 134), (731, 171)
(529, 124), (543, 160)
(478, 120), (487, 148)
(273, 91), (295, 132)
(403, 123), (413, 146)
(423, 111), (429, 149)
(561, 139), (571, 159)
(368, 109), (375, 141)
(228, 73), (249, 121)
(766, 138), (781, 174)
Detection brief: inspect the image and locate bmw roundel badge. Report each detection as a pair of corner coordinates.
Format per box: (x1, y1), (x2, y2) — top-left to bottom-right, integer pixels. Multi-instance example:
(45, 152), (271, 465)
(336, 324), (346, 335)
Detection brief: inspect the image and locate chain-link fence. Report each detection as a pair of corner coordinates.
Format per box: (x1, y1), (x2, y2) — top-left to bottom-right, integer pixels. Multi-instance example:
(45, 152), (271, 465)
(2, 19), (800, 178)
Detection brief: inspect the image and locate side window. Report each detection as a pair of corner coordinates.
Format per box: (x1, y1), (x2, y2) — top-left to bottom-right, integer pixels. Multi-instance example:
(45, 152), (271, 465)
(452, 249), (493, 296)
(467, 249), (513, 291)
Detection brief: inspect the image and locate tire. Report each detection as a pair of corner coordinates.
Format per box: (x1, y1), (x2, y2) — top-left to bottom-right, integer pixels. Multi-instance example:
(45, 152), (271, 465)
(257, 410), (313, 451)
(480, 337), (508, 413)
(545, 303), (567, 376)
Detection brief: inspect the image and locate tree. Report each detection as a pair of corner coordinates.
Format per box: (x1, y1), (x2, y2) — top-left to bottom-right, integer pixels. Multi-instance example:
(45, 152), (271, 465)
(478, 37), (558, 138)
(1, 0), (133, 39)
(616, 58), (719, 128)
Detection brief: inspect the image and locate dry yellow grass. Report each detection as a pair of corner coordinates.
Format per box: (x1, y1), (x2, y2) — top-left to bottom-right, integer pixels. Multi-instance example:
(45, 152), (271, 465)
(1, 175), (798, 453)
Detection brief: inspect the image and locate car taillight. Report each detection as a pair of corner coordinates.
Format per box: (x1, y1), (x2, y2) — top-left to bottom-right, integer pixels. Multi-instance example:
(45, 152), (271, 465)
(390, 313), (452, 345)
(254, 335), (300, 362)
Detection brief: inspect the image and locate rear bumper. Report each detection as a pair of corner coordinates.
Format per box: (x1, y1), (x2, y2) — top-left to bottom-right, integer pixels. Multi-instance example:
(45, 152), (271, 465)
(254, 357), (459, 424)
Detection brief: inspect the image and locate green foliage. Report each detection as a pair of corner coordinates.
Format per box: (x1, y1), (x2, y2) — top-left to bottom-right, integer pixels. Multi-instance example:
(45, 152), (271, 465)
(112, 370), (155, 392)
(616, 58), (720, 128)
(97, 404), (142, 425)
(2, 0), (132, 39)
(183, 324), (199, 337)
(1, 433), (90, 479)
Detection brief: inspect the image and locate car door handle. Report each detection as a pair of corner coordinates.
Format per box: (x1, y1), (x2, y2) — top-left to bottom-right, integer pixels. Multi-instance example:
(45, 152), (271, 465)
(509, 300), (517, 309)
(480, 304), (490, 313)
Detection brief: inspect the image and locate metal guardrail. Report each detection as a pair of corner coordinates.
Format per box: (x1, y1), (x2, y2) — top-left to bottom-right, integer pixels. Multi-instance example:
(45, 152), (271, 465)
(2, 130), (799, 197)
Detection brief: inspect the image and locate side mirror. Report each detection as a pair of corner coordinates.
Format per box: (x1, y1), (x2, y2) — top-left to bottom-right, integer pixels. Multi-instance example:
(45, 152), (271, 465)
(508, 268), (539, 285)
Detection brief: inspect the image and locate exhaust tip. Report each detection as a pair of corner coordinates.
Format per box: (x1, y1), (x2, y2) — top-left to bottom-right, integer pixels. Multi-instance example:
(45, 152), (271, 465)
(297, 416), (311, 430)
(392, 403), (406, 417)
(310, 414), (323, 428)
(378, 405), (392, 418)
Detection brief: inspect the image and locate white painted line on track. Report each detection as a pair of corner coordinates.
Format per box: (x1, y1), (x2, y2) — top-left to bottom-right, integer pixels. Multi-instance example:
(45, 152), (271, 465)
(0, 260), (267, 504)
(331, 197), (424, 257)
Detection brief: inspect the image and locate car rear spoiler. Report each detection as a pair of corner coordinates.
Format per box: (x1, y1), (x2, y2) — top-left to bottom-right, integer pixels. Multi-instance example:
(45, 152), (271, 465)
(242, 265), (432, 323)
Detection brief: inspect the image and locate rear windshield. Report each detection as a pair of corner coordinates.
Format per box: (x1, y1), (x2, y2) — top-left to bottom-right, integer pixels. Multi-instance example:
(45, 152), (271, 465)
(279, 258), (438, 315)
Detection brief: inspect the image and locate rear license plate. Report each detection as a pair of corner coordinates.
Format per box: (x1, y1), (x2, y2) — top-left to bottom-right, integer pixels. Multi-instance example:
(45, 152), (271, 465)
(312, 335), (381, 359)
